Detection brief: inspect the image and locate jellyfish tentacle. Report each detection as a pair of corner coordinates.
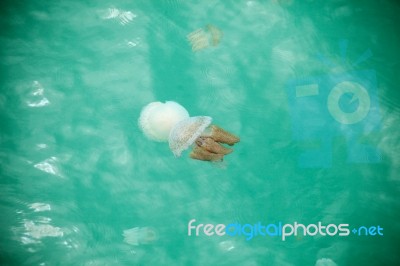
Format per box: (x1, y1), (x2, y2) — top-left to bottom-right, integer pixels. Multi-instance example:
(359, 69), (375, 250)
(202, 125), (240, 146)
(206, 24), (223, 46)
(190, 145), (224, 162)
(195, 136), (233, 155)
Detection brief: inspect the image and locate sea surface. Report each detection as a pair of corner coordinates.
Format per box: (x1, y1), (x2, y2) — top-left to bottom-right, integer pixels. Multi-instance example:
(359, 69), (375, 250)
(1, 0), (399, 265)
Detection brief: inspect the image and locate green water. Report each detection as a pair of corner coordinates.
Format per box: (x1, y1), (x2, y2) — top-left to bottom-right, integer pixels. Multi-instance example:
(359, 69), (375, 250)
(1, 0), (400, 265)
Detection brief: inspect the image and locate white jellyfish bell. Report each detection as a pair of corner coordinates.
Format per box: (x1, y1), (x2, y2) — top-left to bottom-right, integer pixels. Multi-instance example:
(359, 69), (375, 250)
(138, 101), (240, 162)
(138, 101), (189, 142)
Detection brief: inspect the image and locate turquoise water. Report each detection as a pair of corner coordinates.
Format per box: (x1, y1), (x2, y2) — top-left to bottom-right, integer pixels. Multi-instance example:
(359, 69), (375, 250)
(1, 0), (400, 265)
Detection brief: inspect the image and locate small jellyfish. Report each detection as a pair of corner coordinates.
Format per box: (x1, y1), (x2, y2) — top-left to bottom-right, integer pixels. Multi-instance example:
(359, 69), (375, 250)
(187, 24), (223, 52)
(123, 227), (157, 246)
(315, 258), (337, 266)
(138, 101), (240, 162)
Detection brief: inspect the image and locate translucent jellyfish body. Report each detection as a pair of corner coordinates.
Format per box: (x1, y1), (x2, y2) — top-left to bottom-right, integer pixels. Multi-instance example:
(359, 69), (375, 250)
(138, 101), (240, 162)
(315, 258), (337, 266)
(169, 117), (239, 161)
(123, 227), (157, 246)
(187, 24), (223, 52)
(169, 116), (212, 157)
(138, 101), (189, 141)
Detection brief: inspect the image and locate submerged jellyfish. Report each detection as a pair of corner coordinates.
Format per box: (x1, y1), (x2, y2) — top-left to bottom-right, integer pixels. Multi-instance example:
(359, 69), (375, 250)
(138, 101), (239, 162)
(123, 227), (157, 246)
(315, 258), (337, 266)
(187, 24), (223, 52)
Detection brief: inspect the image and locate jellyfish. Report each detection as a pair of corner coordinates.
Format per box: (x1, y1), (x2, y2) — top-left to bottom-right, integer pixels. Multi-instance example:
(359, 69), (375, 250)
(315, 258), (337, 266)
(138, 101), (239, 162)
(187, 24), (223, 52)
(123, 227), (157, 246)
